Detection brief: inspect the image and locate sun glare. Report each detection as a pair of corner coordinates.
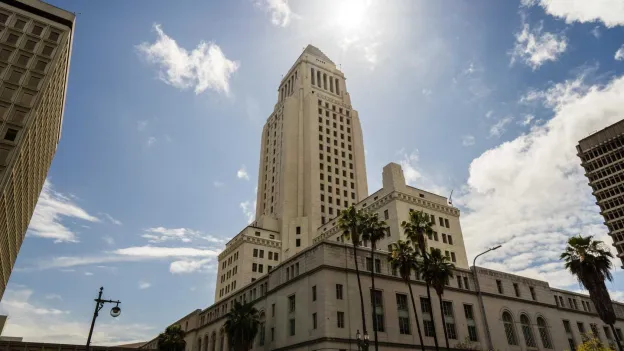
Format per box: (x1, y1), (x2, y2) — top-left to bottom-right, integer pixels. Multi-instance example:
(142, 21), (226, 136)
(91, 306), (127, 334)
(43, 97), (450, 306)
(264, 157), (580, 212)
(333, 0), (370, 32)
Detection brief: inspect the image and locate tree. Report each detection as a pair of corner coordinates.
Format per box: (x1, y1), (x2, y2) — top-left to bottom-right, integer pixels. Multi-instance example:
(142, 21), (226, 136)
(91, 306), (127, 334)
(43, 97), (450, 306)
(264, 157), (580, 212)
(421, 248), (455, 350)
(402, 210), (439, 351)
(157, 325), (186, 351)
(361, 212), (389, 351)
(388, 240), (426, 351)
(561, 235), (623, 351)
(223, 300), (260, 351)
(338, 205), (369, 346)
(576, 335), (613, 351)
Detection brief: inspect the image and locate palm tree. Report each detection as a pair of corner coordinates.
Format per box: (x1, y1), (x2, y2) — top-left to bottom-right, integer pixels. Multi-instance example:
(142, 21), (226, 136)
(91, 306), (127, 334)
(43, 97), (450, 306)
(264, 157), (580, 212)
(402, 210), (440, 351)
(561, 235), (623, 351)
(362, 212), (389, 351)
(338, 205), (369, 345)
(157, 325), (186, 351)
(421, 248), (455, 350)
(388, 240), (426, 351)
(223, 300), (260, 351)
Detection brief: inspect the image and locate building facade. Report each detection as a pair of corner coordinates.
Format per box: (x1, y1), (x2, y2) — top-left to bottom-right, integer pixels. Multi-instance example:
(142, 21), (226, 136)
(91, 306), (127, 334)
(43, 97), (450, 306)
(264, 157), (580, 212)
(145, 47), (624, 351)
(0, 0), (74, 299)
(577, 119), (624, 266)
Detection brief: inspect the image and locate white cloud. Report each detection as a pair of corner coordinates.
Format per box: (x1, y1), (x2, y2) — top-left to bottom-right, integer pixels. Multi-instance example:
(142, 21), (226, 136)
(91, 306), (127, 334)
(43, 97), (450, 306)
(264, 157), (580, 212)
(488, 116), (513, 138)
(146, 136), (156, 147)
(114, 246), (220, 258)
(137, 120), (148, 132)
(0, 286), (154, 344)
(520, 114), (535, 126)
(28, 180), (100, 243)
(213, 181), (225, 188)
(138, 281), (151, 290)
(615, 45), (624, 61)
(462, 135), (476, 146)
(137, 24), (239, 95)
(237, 166), (250, 180)
(44, 294), (62, 301)
(485, 110), (494, 119)
(169, 259), (214, 274)
(397, 150), (449, 197)
(510, 22), (567, 70)
(522, 0), (624, 28)
(101, 213), (122, 226)
(240, 201), (256, 224)
(141, 227), (224, 244)
(102, 236), (115, 246)
(591, 26), (601, 38)
(255, 0), (296, 27)
(84, 272), (93, 276)
(457, 72), (624, 289)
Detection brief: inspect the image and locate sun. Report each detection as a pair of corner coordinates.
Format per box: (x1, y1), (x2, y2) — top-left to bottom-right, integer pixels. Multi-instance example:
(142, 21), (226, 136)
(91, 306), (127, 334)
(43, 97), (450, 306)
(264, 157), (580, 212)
(333, 0), (371, 32)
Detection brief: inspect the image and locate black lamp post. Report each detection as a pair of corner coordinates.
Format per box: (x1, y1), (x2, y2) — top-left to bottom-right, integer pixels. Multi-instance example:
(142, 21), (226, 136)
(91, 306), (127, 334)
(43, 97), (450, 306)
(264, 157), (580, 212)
(356, 329), (369, 351)
(472, 245), (502, 351)
(86, 287), (121, 351)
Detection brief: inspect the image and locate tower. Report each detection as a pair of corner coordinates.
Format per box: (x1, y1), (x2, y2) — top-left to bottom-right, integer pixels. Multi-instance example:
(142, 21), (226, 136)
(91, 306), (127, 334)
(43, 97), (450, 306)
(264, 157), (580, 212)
(254, 45), (368, 259)
(0, 0), (74, 299)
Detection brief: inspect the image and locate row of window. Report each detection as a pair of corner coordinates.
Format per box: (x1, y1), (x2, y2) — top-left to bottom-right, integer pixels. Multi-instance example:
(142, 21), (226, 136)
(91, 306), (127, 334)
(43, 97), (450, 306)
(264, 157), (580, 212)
(502, 311), (552, 348)
(554, 294), (593, 312)
(311, 69), (340, 96)
(587, 161), (624, 184)
(220, 266), (237, 283)
(220, 251), (239, 269)
(496, 280), (538, 301)
(252, 248), (279, 261)
(580, 137), (624, 163)
(218, 280), (237, 298)
(279, 69), (297, 102)
(591, 169), (624, 193)
(582, 148), (624, 173)
(251, 263), (273, 274)
(318, 107), (351, 125)
(318, 99), (350, 117)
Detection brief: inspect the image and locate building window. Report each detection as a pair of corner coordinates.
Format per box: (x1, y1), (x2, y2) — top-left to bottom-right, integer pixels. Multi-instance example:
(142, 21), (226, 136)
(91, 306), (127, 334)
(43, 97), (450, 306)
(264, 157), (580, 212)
(252, 263), (257, 272)
(537, 317), (553, 349)
(258, 264), (263, 273)
(513, 283), (520, 297)
(259, 250), (264, 258)
(312, 313), (317, 329)
(496, 280), (504, 294)
(451, 252), (456, 263)
(530, 287), (536, 301)
(521, 314), (537, 347)
(590, 323), (599, 338)
(457, 276), (463, 289)
(421, 297), (435, 337)
(444, 218), (450, 228)
(272, 303), (275, 317)
(274, 253), (279, 261)
(503, 312), (518, 345)
(289, 295), (296, 312)
(371, 290), (385, 332)
(289, 318), (296, 336)
(448, 235), (453, 245)
(442, 233), (447, 243)
(442, 301), (457, 339)
(253, 249), (258, 257)
(375, 259), (381, 273)
(337, 311), (345, 328)
(296, 239), (301, 247)
(336, 284), (343, 299)
(366, 257), (372, 271)
(464, 305), (478, 342)
(312, 286), (317, 301)
(384, 209), (389, 220)
(439, 217), (444, 226)
(396, 294), (410, 334)
(464, 277), (470, 290)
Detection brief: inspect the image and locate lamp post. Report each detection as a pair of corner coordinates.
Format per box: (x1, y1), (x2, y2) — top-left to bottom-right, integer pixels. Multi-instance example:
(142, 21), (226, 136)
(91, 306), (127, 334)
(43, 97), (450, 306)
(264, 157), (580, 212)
(472, 245), (501, 351)
(86, 287), (121, 351)
(355, 329), (369, 351)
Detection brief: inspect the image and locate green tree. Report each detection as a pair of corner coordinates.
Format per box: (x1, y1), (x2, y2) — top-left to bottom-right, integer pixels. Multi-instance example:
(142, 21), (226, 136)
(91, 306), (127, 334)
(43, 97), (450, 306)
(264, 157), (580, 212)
(361, 212), (388, 351)
(421, 248), (455, 350)
(388, 240), (426, 351)
(576, 334), (613, 351)
(338, 205), (369, 346)
(402, 210), (439, 351)
(157, 325), (186, 351)
(223, 300), (260, 351)
(561, 235), (623, 351)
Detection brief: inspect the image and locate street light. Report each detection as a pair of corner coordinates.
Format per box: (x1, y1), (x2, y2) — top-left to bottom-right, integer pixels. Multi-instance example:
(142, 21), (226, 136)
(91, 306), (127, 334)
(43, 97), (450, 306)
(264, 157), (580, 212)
(86, 287), (122, 351)
(355, 329), (369, 351)
(472, 245), (502, 351)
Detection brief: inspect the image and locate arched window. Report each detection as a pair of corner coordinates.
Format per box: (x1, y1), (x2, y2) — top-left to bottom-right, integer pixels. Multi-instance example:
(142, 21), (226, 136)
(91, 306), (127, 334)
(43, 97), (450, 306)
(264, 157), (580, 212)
(537, 317), (553, 349)
(211, 332), (216, 351)
(203, 335), (209, 351)
(503, 311), (518, 345)
(520, 314), (536, 347)
(219, 330), (225, 351)
(197, 337), (202, 351)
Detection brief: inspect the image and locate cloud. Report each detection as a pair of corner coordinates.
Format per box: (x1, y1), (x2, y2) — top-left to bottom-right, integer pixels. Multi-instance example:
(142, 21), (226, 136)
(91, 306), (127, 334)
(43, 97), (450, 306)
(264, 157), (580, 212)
(84, 272), (93, 276)
(237, 166), (250, 180)
(137, 120), (148, 132)
(101, 213), (122, 226)
(488, 116), (513, 138)
(240, 201), (255, 224)
(102, 236), (115, 246)
(138, 281), (151, 290)
(519, 114), (535, 126)
(137, 24), (239, 95)
(421, 89), (432, 97)
(213, 181), (225, 188)
(521, 0), (624, 28)
(462, 135), (476, 146)
(457, 72), (624, 289)
(397, 150), (449, 197)
(510, 22), (567, 70)
(616, 45), (624, 61)
(255, 0), (296, 27)
(485, 110), (494, 119)
(146, 136), (156, 147)
(28, 180), (100, 243)
(114, 246), (220, 258)
(169, 259), (214, 274)
(0, 286), (154, 344)
(141, 227), (224, 244)
(44, 294), (62, 301)
(591, 26), (601, 38)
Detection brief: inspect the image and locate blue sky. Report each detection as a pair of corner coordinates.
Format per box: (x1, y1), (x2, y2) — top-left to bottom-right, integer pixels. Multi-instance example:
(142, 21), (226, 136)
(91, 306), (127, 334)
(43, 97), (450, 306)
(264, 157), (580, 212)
(1, 0), (624, 344)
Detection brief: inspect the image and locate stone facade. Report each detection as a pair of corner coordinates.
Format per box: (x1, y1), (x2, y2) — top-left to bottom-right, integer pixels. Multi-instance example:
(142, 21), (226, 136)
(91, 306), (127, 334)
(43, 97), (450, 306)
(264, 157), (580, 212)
(0, 0), (74, 299)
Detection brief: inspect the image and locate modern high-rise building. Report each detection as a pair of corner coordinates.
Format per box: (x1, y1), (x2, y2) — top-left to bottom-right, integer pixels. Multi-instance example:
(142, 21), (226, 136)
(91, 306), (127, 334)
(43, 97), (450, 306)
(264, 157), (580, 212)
(143, 47), (624, 351)
(577, 119), (624, 266)
(0, 0), (74, 298)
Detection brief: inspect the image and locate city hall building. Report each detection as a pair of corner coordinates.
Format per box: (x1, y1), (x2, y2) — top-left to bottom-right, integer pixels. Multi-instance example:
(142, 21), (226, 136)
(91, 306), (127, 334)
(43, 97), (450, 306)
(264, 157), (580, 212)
(141, 46), (624, 351)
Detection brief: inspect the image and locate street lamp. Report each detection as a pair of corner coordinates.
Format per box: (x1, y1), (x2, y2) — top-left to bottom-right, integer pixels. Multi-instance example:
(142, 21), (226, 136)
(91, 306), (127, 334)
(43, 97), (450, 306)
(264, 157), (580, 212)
(355, 329), (369, 351)
(86, 287), (122, 351)
(472, 245), (501, 351)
